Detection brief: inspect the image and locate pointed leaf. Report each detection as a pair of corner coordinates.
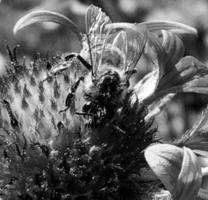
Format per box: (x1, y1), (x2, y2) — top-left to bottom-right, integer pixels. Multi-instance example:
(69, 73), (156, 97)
(13, 10), (81, 40)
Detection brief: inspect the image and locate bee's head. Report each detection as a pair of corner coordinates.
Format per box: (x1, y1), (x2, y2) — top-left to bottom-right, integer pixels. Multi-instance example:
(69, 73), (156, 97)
(96, 70), (121, 94)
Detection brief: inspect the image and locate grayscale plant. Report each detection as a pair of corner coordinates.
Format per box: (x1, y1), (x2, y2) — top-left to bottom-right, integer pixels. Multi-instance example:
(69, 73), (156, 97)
(0, 4), (208, 200)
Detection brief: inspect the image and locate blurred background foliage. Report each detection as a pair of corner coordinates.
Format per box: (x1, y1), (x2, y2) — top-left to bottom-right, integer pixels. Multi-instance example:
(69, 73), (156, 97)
(1, 0), (208, 140)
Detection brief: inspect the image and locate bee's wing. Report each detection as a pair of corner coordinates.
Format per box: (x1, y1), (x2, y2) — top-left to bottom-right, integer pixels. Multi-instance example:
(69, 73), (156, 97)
(85, 6), (148, 74)
(96, 30), (128, 72)
(85, 5), (101, 34)
(124, 27), (148, 70)
(103, 24), (148, 71)
(84, 5), (112, 71)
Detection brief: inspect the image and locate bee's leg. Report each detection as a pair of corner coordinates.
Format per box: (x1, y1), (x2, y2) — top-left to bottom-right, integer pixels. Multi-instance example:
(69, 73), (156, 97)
(59, 76), (84, 114)
(59, 107), (69, 114)
(65, 53), (92, 71)
(2, 100), (19, 129)
(76, 55), (92, 71)
(59, 92), (73, 113)
(71, 76), (84, 92)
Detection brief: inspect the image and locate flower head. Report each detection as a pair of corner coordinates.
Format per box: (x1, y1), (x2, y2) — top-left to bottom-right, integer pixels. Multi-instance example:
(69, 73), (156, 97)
(0, 4), (208, 200)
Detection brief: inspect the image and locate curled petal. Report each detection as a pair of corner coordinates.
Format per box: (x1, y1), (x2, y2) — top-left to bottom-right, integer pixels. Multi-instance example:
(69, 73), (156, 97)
(175, 147), (202, 200)
(145, 144), (202, 200)
(106, 21), (197, 35)
(132, 70), (159, 103)
(144, 144), (183, 193)
(161, 30), (184, 70)
(13, 10), (81, 40)
(139, 20), (197, 35)
(146, 56), (208, 105)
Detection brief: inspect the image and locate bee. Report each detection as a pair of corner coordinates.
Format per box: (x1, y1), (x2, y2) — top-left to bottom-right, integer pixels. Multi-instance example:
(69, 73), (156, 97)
(13, 5), (147, 128)
(37, 6), (148, 129)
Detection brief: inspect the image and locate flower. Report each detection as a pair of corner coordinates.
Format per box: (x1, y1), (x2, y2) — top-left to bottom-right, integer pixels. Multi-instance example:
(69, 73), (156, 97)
(145, 144), (202, 200)
(1, 3), (208, 200)
(145, 117), (208, 200)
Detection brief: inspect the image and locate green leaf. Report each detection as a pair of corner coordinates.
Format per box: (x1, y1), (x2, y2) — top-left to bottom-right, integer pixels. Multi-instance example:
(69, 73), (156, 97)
(13, 10), (81, 40)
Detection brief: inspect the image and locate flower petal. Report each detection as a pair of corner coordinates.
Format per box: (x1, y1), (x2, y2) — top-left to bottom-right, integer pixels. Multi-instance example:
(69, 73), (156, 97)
(161, 30), (185, 70)
(139, 20), (197, 35)
(106, 21), (197, 36)
(175, 147), (202, 200)
(132, 70), (159, 102)
(13, 10), (81, 40)
(146, 56), (208, 105)
(145, 144), (203, 200)
(144, 144), (183, 193)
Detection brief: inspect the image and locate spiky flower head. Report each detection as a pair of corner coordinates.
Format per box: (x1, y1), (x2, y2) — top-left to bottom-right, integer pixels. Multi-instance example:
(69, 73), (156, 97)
(1, 4), (208, 200)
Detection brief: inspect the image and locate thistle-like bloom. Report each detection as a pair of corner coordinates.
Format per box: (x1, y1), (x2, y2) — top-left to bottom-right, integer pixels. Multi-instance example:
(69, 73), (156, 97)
(1, 4), (208, 200)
